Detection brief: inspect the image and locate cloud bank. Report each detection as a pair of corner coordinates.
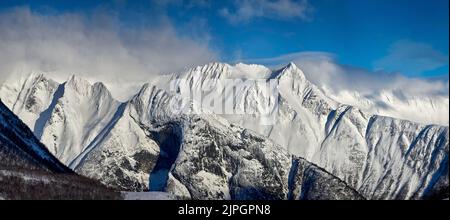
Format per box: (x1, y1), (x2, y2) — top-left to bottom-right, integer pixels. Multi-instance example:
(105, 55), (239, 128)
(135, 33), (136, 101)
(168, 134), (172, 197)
(248, 51), (449, 96)
(374, 40), (449, 76)
(220, 0), (313, 24)
(0, 6), (217, 99)
(246, 51), (449, 124)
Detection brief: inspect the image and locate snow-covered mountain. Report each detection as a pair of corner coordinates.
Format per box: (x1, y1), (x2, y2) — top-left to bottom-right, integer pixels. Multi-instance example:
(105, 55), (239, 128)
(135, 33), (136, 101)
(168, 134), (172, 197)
(0, 99), (69, 172)
(0, 62), (448, 200)
(0, 73), (122, 166)
(168, 62), (448, 199)
(0, 100), (120, 199)
(75, 84), (364, 199)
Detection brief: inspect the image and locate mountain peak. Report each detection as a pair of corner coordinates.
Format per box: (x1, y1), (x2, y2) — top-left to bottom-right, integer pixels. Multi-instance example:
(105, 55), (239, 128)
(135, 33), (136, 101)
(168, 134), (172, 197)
(283, 62), (303, 75)
(270, 62), (307, 81)
(67, 74), (88, 83)
(92, 82), (115, 99)
(287, 62), (298, 68)
(232, 63), (272, 79)
(66, 75), (92, 94)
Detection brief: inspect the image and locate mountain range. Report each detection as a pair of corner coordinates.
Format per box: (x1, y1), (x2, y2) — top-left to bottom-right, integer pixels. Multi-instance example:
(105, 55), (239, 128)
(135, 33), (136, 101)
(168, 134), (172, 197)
(0, 62), (448, 200)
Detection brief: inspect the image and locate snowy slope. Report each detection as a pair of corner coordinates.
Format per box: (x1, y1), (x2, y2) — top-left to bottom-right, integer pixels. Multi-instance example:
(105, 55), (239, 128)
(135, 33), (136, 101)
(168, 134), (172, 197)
(0, 73), (59, 130)
(74, 97), (160, 191)
(323, 87), (449, 126)
(39, 75), (122, 166)
(0, 74), (123, 166)
(0, 100), (123, 200)
(0, 100), (70, 172)
(122, 191), (174, 200)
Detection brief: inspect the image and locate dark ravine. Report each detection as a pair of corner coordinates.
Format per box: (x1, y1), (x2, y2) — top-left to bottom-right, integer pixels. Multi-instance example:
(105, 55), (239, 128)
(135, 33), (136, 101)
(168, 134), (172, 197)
(149, 123), (183, 191)
(287, 158), (300, 200)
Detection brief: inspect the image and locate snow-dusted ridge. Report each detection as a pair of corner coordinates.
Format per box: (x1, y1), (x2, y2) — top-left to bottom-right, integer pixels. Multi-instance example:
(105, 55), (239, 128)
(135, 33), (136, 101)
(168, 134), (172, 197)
(0, 100), (123, 199)
(0, 100), (70, 172)
(0, 62), (448, 200)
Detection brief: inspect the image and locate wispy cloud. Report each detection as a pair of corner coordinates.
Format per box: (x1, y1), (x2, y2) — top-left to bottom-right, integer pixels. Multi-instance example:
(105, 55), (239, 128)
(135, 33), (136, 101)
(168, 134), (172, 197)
(244, 51), (336, 67)
(246, 51), (449, 97)
(219, 0), (313, 24)
(374, 40), (449, 76)
(0, 6), (217, 99)
(152, 0), (211, 9)
(246, 51), (449, 124)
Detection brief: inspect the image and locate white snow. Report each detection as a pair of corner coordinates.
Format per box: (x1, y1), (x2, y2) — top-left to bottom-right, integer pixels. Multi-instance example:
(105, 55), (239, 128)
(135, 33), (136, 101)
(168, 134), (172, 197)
(121, 191), (174, 200)
(322, 87), (449, 126)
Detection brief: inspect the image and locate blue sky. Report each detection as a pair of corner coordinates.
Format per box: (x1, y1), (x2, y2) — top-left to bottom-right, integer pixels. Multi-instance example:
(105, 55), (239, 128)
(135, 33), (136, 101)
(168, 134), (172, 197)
(0, 0), (448, 79)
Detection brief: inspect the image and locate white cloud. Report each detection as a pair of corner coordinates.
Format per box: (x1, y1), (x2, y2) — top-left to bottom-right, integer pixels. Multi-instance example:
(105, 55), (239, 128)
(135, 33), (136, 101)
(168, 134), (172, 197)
(220, 0), (313, 24)
(246, 51), (449, 125)
(374, 40), (449, 76)
(247, 51), (449, 97)
(0, 6), (217, 100)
